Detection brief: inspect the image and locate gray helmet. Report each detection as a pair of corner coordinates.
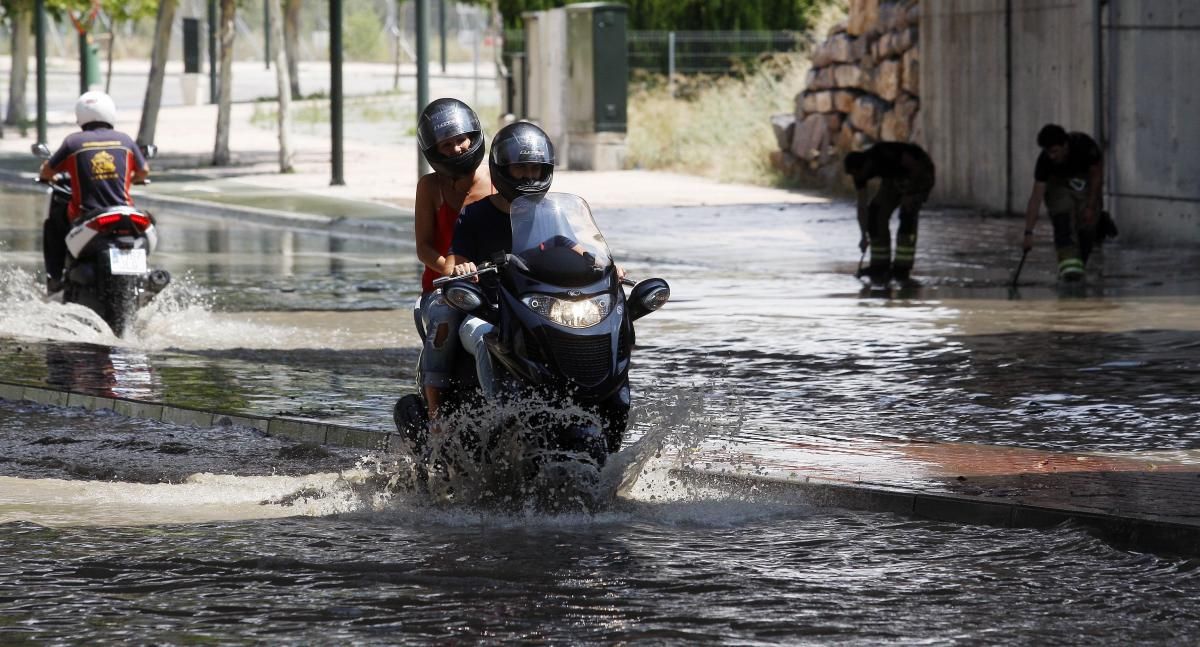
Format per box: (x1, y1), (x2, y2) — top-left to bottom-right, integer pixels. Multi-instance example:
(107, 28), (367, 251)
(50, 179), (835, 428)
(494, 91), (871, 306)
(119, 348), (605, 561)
(417, 98), (485, 178)
(489, 121), (554, 202)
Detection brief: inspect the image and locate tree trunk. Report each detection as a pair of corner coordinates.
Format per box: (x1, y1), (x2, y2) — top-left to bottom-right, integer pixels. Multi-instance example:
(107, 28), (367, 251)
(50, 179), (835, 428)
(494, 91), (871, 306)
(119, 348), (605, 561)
(137, 0), (178, 146)
(6, 6), (32, 126)
(283, 0), (301, 100)
(268, 0), (293, 173)
(212, 0), (236, 166)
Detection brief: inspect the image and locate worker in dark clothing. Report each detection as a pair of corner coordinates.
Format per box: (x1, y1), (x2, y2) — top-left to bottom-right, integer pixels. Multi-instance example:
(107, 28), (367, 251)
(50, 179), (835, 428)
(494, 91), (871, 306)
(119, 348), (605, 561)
(844, 142), (936, 284)
(1022, 123), (1112, 281)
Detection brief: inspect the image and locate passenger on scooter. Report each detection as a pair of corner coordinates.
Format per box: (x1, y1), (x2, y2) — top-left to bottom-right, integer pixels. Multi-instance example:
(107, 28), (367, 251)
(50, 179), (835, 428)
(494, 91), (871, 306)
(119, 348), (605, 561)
(414, 98), (493, 424)
(39, 92), (149, 295)
(446, 121), (556, 399)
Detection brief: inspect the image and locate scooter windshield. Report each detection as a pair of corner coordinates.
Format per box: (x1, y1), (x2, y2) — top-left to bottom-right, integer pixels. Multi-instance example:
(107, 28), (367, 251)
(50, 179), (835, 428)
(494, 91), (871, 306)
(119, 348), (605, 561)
(508, 193), (613, 287)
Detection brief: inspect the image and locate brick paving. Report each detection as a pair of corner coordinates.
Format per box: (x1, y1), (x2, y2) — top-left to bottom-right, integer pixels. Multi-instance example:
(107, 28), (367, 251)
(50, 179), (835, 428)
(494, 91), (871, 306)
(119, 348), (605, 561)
(691, 438), (1200, 551)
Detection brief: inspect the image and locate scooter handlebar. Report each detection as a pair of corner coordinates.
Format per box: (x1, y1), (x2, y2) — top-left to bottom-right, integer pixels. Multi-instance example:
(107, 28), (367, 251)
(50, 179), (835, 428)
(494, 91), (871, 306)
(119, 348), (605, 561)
(433, 260), (637, 288)
(35, 176), (72, 196)
(432, 264), (497, 287)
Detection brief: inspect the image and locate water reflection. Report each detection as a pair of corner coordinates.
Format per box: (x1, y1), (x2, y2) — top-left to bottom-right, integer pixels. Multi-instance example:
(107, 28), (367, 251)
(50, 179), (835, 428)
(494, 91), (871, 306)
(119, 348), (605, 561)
(44, 344), (158, 401)
(3, 190), (1200, 456)
(0, 505), (1198, 644)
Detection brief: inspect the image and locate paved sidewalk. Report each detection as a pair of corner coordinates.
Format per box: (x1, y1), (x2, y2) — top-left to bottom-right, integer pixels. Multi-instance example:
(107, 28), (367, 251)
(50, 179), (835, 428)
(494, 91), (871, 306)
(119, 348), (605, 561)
(0, 98), (828, 222)
(689, 438), (1200, 554)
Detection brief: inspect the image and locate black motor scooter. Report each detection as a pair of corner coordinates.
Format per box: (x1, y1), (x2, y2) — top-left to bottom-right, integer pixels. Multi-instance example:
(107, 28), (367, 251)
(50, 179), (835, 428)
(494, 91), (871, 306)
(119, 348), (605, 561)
(394, 192), (670, 481)
(33, 142), (170, 337)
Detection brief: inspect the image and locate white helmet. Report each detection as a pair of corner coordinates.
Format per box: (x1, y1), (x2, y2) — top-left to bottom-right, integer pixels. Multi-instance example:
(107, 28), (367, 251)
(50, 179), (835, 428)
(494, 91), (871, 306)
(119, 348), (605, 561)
(75, 91), (117, 127)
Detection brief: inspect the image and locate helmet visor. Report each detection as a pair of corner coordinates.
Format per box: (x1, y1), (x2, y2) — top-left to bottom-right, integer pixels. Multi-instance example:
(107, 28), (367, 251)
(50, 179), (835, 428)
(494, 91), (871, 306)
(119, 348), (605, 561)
(418, 107), (481, 150)
(491, 132), (554, 166)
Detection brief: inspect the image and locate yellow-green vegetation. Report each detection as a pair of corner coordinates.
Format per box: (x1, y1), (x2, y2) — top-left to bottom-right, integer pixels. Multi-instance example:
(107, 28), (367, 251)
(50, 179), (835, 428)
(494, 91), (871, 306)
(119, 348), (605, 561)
(627, 53), (811, 187)
(626, 0), (847, 187)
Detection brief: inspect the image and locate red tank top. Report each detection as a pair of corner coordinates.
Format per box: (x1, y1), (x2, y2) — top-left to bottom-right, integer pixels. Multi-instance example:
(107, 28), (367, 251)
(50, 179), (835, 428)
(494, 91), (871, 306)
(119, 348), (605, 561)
(421, 200), (459, 294)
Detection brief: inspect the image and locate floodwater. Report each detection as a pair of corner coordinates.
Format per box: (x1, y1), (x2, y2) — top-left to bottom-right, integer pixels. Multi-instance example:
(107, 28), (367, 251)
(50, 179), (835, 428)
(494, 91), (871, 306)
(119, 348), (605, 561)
(3, 186), (1200, 643)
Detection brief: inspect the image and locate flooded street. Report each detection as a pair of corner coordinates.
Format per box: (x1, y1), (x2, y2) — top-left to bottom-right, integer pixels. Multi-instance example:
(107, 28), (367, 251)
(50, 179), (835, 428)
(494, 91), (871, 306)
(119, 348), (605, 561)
(3, 186), (1200, 642)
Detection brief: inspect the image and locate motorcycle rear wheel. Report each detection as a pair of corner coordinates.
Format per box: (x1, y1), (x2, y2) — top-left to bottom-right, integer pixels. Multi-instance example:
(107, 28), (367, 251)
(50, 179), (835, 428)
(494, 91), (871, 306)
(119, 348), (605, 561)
(104, 275), (139, 337)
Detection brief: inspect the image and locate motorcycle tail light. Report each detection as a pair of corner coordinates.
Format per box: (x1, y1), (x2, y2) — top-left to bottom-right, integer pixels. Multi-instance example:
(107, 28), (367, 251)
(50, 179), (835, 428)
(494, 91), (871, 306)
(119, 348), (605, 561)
(87, 213), (152, 232)
(88, 214), (122, 230)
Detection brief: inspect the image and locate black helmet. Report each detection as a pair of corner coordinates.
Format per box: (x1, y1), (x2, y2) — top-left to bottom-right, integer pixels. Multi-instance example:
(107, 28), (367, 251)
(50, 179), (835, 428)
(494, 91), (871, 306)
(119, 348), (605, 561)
(489, 121), (555, 203)
(417, 98), (485, 178)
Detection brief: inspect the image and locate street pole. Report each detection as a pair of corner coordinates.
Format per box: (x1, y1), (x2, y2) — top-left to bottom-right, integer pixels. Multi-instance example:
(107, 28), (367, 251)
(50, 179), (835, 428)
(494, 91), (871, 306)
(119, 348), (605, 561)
(330, 0), (345, 185)
(35, 0), (47, 144)
(438, 0), (446, 73)
(208, 0), (218, 103)
(416, 0), (430, 177)
(264, 0), (271, 69)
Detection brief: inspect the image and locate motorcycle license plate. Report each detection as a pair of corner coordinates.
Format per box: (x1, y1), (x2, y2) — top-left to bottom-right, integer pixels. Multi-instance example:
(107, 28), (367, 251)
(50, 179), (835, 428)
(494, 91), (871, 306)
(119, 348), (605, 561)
(108, 248), (147, 275)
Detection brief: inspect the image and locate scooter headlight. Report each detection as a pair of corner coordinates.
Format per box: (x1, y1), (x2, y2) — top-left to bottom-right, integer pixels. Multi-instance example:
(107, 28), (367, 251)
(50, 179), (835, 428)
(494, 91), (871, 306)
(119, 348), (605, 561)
(522, 293), (612, 328)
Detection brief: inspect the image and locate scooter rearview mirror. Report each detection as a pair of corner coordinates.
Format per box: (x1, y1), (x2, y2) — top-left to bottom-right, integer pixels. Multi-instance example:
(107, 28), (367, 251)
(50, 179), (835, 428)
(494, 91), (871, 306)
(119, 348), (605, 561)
(31, 143), (51, 159)
(627, 278), (671, 321)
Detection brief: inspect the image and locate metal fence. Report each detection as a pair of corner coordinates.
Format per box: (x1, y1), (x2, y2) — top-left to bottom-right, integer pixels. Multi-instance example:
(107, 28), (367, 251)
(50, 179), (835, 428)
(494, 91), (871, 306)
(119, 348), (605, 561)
(628, 30), (806, 75)
(503, 29), (805, 76)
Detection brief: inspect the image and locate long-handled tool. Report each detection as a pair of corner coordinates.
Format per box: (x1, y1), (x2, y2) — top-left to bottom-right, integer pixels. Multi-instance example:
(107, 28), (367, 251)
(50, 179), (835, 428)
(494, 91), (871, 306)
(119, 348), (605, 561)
(1010, 248), (1029, 288)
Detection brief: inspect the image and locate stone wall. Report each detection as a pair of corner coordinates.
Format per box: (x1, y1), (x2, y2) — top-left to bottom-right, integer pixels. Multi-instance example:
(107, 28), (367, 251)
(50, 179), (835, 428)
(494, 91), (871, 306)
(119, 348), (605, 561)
(770, 0), (921, 189)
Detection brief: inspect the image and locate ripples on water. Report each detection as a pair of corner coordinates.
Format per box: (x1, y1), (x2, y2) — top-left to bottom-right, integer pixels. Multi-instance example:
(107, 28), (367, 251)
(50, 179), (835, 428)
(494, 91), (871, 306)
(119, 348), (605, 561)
(4, 194), (1200, 642)
(2, 503), (1199, 644)
(2, 393), (1198, 643)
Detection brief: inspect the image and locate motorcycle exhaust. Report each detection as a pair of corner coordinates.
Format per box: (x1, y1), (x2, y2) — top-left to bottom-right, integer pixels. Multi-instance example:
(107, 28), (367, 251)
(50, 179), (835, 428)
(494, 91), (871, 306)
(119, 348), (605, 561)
(147, 269), (171, 293)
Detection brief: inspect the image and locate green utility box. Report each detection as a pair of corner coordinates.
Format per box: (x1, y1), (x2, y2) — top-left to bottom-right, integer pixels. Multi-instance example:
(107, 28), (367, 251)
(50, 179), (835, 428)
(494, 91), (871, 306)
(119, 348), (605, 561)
(566, 3), (627, 134)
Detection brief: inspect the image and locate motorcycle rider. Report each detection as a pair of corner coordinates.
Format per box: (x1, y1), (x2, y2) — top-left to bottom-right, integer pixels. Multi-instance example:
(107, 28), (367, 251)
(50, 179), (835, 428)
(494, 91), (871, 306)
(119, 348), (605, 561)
(446, 121), (557, 399)
(39, 91), (149, 295)
(413, 98), (493, 424)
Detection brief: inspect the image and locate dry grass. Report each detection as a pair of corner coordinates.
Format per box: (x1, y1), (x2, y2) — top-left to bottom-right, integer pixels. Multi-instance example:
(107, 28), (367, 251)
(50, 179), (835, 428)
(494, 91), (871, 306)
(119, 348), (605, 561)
(626, 54), (812, 186)
(625, 1), (848, 187)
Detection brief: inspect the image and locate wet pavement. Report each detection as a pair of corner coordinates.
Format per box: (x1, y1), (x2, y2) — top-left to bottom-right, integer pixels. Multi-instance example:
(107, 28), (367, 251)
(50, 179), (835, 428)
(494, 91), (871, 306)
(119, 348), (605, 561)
(3, 180), (1200, 642)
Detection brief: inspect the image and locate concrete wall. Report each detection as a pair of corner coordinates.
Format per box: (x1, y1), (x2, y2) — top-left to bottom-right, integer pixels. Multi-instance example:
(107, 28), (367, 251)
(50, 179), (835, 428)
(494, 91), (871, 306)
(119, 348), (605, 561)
(921, 1), (1094, 212)
(1010, 0), (1095, 210)
(920, 0), (1008, 210)
(1107, 0), (1200, 245)
(921, 0), (1199, 246)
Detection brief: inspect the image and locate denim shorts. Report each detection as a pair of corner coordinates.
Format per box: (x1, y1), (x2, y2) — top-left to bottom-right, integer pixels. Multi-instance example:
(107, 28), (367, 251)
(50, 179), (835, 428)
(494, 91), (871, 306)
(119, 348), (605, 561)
(419, 290), (465, 388)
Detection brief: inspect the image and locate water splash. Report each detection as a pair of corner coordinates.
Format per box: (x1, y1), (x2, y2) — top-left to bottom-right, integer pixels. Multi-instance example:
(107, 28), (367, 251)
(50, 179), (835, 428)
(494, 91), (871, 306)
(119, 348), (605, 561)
(0, 263), (407, 352)
(0, 470), (378, 527)
(0, 264), (114, 343)
(377, 382), (749, 516)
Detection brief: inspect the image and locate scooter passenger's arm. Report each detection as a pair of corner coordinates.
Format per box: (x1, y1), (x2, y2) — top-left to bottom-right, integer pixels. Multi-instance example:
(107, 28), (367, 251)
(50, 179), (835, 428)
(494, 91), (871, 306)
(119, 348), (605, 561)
(414, 176), (455, 276)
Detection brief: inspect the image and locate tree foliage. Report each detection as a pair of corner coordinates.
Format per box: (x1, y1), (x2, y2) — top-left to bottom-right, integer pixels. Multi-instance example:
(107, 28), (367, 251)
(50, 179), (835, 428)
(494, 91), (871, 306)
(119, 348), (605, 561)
(490, 0), (825, 30)
(1, 0), (159, 25)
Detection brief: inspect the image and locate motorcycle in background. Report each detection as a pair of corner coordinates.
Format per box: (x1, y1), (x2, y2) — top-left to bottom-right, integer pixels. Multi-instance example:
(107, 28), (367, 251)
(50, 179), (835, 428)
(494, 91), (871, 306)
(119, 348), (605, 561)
(32, 142), (171, 337)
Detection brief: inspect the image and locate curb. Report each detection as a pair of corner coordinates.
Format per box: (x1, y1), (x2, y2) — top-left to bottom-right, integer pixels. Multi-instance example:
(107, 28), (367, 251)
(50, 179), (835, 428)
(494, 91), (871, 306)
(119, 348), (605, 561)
(6, 378), (1199, 556)
(675, 468), (1200, 557)
(0, 380), (396, 453)
(0, 170), (409, 239)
